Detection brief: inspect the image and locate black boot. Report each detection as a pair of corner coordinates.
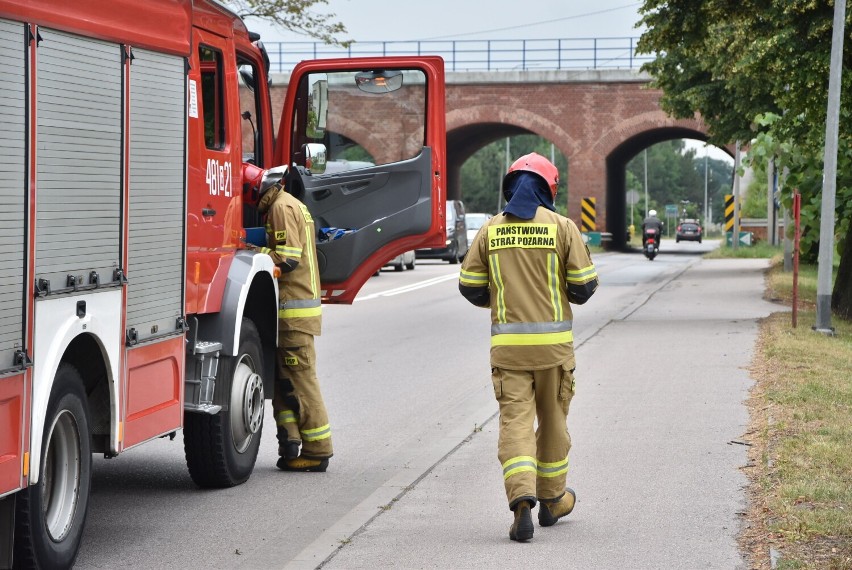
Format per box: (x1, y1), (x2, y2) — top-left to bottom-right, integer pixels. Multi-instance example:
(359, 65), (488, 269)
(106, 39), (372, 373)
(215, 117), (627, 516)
(509, 500), (534, 542)
(277, 455), (329, 472)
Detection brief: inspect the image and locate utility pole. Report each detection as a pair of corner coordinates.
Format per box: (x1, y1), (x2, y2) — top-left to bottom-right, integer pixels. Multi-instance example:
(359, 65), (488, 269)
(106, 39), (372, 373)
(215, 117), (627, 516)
(782, 167), (792, 272)
(498, 138), (510, 212)
(704, 147), (709, 228)
(644, 148), (648, 217)
(732, 143), (741, 251)
(767, 159), (776, 246)
(814, 0), (845, 334)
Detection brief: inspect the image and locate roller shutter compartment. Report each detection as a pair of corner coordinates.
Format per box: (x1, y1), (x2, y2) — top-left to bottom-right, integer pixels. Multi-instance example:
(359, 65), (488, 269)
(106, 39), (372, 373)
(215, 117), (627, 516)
(126, 48), (186, 343)
(34, 29), (121, 296)
(0, 19), (26, 371)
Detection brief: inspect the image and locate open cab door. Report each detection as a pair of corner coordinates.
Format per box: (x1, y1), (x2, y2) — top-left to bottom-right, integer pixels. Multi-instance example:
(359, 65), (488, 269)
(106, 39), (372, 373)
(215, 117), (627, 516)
(274, 57), (446, 304)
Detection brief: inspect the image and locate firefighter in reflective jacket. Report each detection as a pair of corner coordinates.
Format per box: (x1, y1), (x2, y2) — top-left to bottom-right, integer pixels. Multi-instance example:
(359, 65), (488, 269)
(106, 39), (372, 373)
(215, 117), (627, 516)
(459, 153), (598, 541)
(257, 166), (333, 472)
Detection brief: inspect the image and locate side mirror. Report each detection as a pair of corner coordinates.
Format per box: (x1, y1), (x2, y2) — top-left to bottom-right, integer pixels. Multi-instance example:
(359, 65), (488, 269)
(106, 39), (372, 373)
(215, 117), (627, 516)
(304, 143), (327, 174)
(355, 70), (403, 94)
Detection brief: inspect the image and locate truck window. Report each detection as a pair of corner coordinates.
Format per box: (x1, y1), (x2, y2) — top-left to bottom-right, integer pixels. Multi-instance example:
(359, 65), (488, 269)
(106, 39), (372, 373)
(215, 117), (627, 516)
(292, 69), (427, 173)
(199, 46), (226, 150)
(237, 54), (265, 166)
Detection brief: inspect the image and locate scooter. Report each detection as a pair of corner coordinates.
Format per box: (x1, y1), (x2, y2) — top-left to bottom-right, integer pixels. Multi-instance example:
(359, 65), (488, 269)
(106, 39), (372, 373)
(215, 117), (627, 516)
(643, 228), (658, 260)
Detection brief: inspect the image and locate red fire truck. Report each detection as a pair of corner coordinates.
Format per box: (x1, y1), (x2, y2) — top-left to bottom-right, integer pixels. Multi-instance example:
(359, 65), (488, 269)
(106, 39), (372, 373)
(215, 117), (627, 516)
(0, 0), (446, 566)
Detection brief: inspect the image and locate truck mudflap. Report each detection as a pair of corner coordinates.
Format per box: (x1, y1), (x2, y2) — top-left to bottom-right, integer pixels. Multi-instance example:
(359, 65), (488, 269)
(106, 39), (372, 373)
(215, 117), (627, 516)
(1, 493), (14, 568)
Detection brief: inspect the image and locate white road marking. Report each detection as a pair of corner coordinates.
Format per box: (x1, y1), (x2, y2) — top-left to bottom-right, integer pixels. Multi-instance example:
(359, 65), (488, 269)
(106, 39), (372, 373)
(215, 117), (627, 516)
(355, 272), (459, 301)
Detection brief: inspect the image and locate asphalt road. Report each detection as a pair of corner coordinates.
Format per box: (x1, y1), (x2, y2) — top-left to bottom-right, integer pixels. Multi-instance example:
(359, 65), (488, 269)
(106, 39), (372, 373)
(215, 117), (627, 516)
(74, 238), (773, 569)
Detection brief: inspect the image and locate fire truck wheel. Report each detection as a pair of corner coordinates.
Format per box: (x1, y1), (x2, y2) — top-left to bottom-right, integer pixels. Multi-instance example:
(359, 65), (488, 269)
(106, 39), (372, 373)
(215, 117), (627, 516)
(184, 319), (264, 488)
(14, 363), (92, 569)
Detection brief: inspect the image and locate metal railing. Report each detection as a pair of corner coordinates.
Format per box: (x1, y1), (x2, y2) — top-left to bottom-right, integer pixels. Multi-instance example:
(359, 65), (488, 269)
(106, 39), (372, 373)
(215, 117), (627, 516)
(264, 37), (652, 74)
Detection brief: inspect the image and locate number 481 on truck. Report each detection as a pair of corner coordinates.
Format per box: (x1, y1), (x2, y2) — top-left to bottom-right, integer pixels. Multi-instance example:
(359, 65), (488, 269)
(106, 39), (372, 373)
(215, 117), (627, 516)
(0, 0), (446, 566)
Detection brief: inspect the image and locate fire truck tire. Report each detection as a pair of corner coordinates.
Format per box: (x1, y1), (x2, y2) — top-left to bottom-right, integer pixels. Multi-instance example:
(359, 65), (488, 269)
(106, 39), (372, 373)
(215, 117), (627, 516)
(14, 363), (92, 569)
(184, 319), (264, 488)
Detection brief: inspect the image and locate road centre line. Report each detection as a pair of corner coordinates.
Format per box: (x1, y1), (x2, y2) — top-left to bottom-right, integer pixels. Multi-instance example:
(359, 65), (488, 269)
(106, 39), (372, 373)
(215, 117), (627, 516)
(355, 273), (459, 301)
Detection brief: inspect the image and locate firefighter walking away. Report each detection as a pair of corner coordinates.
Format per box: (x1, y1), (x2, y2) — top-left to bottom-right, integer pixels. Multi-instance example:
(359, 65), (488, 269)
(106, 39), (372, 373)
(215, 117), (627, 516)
(459, 152), (598, 541)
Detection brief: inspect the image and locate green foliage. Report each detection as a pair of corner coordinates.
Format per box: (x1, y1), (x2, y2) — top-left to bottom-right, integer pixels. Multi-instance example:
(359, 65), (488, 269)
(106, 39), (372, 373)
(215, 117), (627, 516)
(637, 0), (852, 313)
(625, 140), (732, 227)
(460, 135), (569, 215)
(230, 0), (351, 46)
(741, 158), (769, 219)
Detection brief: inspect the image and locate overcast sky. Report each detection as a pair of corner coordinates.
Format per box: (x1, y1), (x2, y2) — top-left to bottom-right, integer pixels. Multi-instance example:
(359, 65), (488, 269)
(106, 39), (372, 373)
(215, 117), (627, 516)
(244, 1), (647, 43)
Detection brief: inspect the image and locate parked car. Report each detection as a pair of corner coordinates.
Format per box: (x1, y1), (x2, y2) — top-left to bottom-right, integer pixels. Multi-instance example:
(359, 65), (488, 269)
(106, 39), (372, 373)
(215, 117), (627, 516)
(384, 250), (416, 271)
(416, 200), (468, 263)
(676, 219), (702, 243)
(465, 212), (491, 246)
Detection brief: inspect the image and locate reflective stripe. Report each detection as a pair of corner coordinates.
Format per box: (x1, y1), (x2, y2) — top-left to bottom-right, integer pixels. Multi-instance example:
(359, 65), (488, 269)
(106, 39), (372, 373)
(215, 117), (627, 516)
(502, 456), (537, 480)
(567, 264), (597, 284)
(258, 247), (272, 255)
(491, 321), (572, 335)
(537, 456), (569, 478)
(489, 254), (506, 323)
(460, 269), (488, 286)
(548, 252), (563, 321)
(276, 410), (297, 426)
(301, 424), (331, 441)
(279, 298), (322, 319)
(492, 330), (573, 347)
(278, 245), (302, 257)
(306, 226), (318, 299)
(280, 299), (322, 309)
(279, 306), (322, 318)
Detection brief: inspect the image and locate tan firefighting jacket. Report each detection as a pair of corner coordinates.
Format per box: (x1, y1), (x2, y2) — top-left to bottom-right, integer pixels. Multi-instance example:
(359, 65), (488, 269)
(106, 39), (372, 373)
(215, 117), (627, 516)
(459, 207), (598, 370)
(258, 185), (322, 336)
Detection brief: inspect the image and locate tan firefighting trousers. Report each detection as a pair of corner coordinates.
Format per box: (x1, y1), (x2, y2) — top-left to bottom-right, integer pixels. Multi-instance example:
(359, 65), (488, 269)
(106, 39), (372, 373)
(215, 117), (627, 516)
(273, 330), (333, 458)
(492, 363), (575, 508)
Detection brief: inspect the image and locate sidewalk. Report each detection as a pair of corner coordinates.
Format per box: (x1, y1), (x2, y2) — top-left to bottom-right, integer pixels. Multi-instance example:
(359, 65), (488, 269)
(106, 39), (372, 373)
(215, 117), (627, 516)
(320, 258), (780, 569)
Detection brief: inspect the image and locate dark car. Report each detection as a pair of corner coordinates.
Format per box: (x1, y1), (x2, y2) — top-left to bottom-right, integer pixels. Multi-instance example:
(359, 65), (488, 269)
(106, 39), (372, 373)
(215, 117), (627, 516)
(416, 200), (468, 264)
(676, 220), (702, 243)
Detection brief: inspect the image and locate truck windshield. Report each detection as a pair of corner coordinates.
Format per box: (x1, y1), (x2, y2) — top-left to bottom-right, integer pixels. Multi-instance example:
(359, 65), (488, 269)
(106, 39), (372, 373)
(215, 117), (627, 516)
(293, 69), (427, 173)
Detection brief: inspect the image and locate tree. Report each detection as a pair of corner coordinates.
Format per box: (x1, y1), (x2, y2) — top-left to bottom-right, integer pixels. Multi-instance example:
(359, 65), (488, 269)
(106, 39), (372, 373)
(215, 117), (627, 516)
(636, 0), (852, 319)
(229, 0), (351, 46)
(460, 136), (569, 215)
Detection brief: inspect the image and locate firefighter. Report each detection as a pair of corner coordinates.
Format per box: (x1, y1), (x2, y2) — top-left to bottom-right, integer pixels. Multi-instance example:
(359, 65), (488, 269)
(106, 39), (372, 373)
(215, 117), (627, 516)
(256, 166), (333, 472)
(458, 153), (598, 541)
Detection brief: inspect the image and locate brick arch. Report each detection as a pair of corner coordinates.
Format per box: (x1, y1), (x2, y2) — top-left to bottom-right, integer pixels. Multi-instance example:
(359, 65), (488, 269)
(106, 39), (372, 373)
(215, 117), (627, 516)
(325, 118), (382, 165)
(600, 120), (712, 249)
(445, 106), (578, 203)
(268, 71), (734, 249)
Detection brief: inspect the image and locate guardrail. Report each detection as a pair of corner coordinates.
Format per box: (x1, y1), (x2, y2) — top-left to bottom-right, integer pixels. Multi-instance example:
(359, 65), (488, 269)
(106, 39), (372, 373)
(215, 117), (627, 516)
(264, 37), (652, 73)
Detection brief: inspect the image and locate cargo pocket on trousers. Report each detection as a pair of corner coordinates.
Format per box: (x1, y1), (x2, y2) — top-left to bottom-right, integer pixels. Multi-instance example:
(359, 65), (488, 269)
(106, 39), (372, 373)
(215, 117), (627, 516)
(558, 364), (575, 401)
(282, 344), (311, 372)
(491, 368), (503, 399)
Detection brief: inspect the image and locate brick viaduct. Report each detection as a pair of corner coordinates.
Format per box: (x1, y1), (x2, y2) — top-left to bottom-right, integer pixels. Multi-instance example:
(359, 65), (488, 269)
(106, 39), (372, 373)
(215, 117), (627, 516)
(270, 69), (713, 249)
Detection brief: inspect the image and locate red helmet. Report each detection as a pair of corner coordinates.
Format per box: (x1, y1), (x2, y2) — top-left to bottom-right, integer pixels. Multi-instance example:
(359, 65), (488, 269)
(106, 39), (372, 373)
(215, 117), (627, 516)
(502, 152), (559, 201)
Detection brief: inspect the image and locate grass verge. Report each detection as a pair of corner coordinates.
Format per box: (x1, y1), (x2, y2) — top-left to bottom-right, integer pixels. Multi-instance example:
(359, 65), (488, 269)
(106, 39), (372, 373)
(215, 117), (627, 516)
(741, 261), (852, 569)
(704, 242), (782, 259)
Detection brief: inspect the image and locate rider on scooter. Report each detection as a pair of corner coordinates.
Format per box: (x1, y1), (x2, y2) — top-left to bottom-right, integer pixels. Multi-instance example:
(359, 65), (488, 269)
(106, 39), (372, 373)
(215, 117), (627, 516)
(641, 210), (664, 251)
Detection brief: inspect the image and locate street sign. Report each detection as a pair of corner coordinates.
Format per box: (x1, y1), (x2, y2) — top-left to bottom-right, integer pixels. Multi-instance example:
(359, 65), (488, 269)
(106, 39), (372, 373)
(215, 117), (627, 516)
(726, 231), (753, 246)
(665, 204), (677, 216)
(626, 190), (640, 205)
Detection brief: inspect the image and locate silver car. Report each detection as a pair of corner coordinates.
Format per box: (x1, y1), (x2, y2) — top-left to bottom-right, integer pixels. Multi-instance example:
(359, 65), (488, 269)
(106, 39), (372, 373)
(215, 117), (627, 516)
(384, 250), (416, 271)
(465, 213), (491, 246)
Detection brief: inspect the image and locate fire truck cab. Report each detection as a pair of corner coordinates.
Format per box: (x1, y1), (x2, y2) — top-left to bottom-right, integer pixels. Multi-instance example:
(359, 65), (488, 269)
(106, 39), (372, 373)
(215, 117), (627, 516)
(0, 0), (445, 566)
